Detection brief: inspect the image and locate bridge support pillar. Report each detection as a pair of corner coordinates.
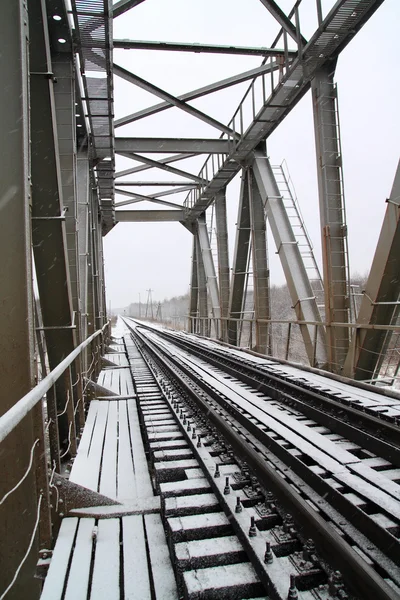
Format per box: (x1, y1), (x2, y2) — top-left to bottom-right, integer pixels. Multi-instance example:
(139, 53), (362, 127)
(0, 2), (41, 597)
(228, 169), (251, 346)
(189, 234), (199, 333)
(197, 215), (221, 338)
(215, 190), (230, 342)
(312, 62), (350, 372)
(248, 170), (271, 354)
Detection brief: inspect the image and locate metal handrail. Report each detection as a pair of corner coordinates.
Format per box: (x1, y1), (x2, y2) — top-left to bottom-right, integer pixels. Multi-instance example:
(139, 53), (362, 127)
(0, 322), (108, 444)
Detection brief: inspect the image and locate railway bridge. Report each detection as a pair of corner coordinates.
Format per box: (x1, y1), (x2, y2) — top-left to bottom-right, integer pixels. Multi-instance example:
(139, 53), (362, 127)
(1, 1), (400, 598)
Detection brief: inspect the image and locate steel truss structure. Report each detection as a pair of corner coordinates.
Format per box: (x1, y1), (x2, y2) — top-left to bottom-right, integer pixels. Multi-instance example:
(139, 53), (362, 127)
(0, 0), (399, 596)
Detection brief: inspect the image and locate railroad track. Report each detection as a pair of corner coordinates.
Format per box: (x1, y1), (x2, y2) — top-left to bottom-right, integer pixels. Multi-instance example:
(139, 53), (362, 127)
(123, 318), (400, 600)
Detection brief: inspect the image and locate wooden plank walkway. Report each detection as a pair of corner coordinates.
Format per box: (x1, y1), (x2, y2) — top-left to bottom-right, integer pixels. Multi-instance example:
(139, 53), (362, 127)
(41, 323), (178, 599)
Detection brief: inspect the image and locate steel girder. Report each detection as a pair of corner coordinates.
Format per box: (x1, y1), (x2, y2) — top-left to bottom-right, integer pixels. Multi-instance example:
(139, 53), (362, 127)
(252, 149), (327, 367)
(189, 235), (199, 334)
(228, 170), (252, 346)
(197, 215), (221, 336)
(29, 0), (77, 451)
(343, 161), (400, 380)
(115, 62), (282, 129)
(115, 138), (231, 155)
(116, 210), (186, 222)
(196, 232), (209, 337)
(113, 0), (146, 18)
(114, 39), (297, 57)
(114, 64), (237, 137)
(248, 171), (271, 354)
(53, 55), (81, 341)
(312, 62), (350, 373)
(0, 2), (40, 596)
(215, 191), (231, 343)
(77, 152), (90, 355)
(183, 1), (385, 221)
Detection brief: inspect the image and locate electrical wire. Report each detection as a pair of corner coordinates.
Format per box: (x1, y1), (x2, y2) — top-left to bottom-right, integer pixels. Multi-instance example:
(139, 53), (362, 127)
(0, 439), (39, 506)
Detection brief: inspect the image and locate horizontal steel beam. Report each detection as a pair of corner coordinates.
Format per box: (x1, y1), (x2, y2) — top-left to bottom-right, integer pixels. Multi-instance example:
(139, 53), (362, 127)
(115, 137), (231, 154)
(112, 181), (197, 187)
(113, 39), (295, 57)
(115, 61), (281, 128)
(113, 0), (146, 18)
(115, 210), (185, 222)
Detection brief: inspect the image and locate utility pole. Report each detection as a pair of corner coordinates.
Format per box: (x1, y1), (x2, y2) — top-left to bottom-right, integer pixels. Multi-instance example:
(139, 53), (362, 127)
(156, 301), (163, 322)
(145, 288), (154, 320)
(139, 292), (141, 318)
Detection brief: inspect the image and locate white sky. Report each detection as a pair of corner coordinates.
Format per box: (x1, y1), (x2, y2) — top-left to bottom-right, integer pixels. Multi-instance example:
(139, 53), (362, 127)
(104, 0), (400, 308)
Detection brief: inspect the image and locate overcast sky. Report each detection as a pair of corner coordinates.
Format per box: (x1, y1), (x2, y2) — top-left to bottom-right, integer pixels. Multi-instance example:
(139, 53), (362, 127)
(104, 0), (400, 308)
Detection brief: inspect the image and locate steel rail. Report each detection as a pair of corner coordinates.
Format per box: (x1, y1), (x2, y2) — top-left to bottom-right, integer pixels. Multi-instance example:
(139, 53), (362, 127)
(149, 327), (400, 449)
(0, 322), (108, 444)
(128, 322), (399, 600)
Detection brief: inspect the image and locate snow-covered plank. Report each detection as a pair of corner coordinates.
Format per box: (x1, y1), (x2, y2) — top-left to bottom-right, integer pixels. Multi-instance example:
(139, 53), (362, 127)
(120, 368), (135, 395)
(126, 399), (153, 498)
(70, 401), (98, 484)
(144, 513), (178, 599)
(336, 471), (400, 519)
(64, 518), (95, 600)
(117, 401), (136, 500)
(91, 519), (120, 599)
(84, 402), (109, 492)
(41, 518), (78, 599)
(99, 401), (118, 499)
(123, 515), (151, 600)
(183, 562), (262, 598)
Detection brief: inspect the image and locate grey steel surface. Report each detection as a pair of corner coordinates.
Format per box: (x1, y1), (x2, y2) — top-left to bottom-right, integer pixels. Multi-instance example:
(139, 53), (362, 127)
(252, 150), (327, 366)
(189, 235), (199, 333)
(116, 210), (186, 222)
(312, 63), (350, 372)
(215, 191), (230, 343)
(196, 233), (209, 337)
(249, 171), (270, 354)
(228, 171), (251, 346)
(115, 62), (282, 129)
(71, 0), (115, 234)
(343, 160), (400, 380)
(0, 2), (39, 596)
(183, 1), (385, 220)
(197, 215), (221, 328)
(114, 64), (237, 137)
(115, 137), (232, 154)
(113, 38), (296, 56)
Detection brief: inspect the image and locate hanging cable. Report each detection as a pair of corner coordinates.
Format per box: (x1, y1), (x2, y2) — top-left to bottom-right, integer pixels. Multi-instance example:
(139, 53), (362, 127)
(0, 494), (43, 600)
(0, 439), (39, 506)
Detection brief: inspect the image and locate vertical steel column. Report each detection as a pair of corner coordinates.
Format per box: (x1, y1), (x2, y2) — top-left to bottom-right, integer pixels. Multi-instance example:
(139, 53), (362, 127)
(248, 170), (270, 354)
(87, 183), (96, 336)
(312, 62), (350, 372)
(29, 0), (76, 451)
(189, 233), (199, 333)
(228, 169), (251, 346)
(215, 190), (230, 342)
(53, 55), (80, 341)
(197, 214), (221, 336)
(0, 2), (40, 597)
(196, 233), (209, 337)
(252, 150), (327, 367)
(77, 151), (90, 353)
